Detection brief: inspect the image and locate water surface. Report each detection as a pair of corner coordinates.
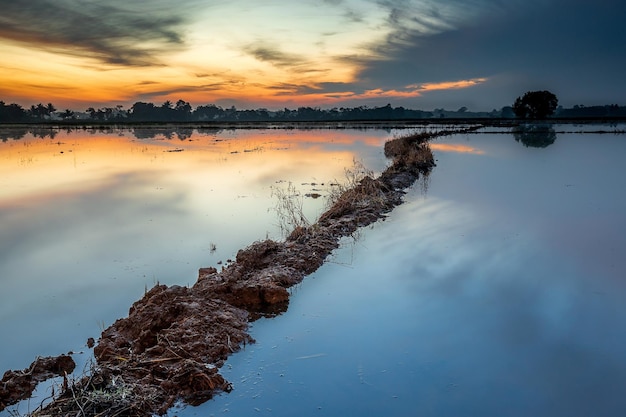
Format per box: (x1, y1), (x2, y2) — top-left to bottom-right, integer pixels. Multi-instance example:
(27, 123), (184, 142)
(2, 125), (625, 417)
(176, 126), (626, 417)
(0, 127), (391, 380)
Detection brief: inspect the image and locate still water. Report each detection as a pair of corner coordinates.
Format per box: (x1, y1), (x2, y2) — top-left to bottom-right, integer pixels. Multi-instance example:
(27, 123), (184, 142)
(1, 125), (626, 416)
(0, 126), (391, 414)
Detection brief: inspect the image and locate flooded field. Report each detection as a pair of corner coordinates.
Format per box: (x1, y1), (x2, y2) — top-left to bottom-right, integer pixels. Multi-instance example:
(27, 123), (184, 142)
(1, 124), (625, 416)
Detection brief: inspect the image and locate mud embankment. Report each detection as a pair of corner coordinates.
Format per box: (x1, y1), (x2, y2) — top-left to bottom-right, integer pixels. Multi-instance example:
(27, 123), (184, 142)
(0, 127), (480, 416)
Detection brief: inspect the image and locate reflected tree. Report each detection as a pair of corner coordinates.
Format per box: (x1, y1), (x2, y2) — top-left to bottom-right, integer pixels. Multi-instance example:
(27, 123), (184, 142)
(0, 128), (28, 142)
(30, 127), (58, 139)
(175, 128), (193, 140)
(513, 124), (557, 148)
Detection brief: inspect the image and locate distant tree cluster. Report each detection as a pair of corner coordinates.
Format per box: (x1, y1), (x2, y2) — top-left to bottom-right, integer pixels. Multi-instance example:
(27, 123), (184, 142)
(0, 101), (68, 122)
(126, 102), (434, 122)
(1, 100), (438, 123)
(0, 101), (28, 122)
(2, 94), (626, 124)
(556, 104), (626, 118)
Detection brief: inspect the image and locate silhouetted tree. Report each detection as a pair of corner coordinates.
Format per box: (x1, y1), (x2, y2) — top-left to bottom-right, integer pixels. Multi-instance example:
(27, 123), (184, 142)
(129, 102), (158, 121)
(513, 90), (558, 119)
(500, 106), (516, 118)
(61, 109), (75, 120)
(28, 103), (57, 120)
(0, 101), (27, 122)
(174, 99), (192, 121)
(194, 104), (224, 121)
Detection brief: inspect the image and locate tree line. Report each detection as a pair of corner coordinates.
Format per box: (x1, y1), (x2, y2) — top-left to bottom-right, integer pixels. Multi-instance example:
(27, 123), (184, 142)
(2, 96), (625, 123)
(0, 100), (436, 123)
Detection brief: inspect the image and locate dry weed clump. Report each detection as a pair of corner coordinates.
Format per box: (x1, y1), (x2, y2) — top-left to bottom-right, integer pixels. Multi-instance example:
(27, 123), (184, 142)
(404, 142), (434, 169)
(325, 158), (374, 208)
(384, 131), (436, 173)
(319, 175), (393, 225)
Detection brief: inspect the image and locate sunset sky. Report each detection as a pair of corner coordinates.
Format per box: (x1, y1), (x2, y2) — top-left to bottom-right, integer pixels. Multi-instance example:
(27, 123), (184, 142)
(1, 0), (624, 111)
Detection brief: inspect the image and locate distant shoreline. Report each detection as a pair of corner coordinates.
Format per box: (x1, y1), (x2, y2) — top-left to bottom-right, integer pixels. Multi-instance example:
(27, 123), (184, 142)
(1, 117), (626, 130)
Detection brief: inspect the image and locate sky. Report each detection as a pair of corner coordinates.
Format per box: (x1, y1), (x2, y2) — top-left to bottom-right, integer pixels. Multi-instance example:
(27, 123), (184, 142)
(0, 0), (624, 111)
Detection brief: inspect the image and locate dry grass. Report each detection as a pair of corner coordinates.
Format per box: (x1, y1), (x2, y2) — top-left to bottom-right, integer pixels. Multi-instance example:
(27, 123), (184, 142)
(35, 366), (169, 417)
(270, 182), (309, 238)
(384, 132), (435, 172)
(6, 360), (149, 417)
(320, 169), (390, 225)
(325, 158), (374, 209)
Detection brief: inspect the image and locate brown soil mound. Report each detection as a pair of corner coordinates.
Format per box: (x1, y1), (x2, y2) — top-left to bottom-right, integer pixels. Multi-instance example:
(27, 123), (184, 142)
(0, 355), (75, 411)
(1, 127), (479, 416)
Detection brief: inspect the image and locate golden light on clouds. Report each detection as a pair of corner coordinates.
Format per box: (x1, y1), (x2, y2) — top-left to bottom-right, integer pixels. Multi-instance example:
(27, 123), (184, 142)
(1, 1), (623, 110)
(410, 78), (488, 92)
(0, 1), (492, 110)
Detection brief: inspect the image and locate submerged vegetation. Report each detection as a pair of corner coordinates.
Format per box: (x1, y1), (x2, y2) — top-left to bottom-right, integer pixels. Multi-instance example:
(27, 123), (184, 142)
(0, 127), (479, 416)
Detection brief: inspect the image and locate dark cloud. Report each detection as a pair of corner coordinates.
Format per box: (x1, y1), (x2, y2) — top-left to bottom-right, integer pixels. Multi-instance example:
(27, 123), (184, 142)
(243, 42), (310, 69)
(132, 78), (248, 102)
(351, 0), (626, 108)
(0, 0), (190, 66)
(311, 81), (360, 94)
(266, 82), (345, 97)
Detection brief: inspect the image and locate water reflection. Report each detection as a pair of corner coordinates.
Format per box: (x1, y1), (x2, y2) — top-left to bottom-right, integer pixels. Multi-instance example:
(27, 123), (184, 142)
(513, 123), (557, 148)
(183, 188), (626, 416)
(174, 127), (626, 417)
(3, 126), (626, 416)
(0, 127), (61, 141)
(0, 127), (392, 391)
(132, 127), (196, 140)
(429, 143), (485, 154)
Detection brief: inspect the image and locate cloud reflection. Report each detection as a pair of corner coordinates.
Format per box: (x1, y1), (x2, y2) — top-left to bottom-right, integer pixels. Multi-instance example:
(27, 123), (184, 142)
(355, 195), (626, 415)
(430, 143), (485, 154)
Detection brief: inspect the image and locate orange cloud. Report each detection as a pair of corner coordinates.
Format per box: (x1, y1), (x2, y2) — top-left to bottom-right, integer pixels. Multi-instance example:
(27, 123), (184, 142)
(0, 36), (489, 110)
(409, 78), (488, 92)
(261, 77), (487, 107)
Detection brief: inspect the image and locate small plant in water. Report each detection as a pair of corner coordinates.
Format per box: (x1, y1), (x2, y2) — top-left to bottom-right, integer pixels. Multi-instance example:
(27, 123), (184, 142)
(270, 182), (309, 238)
(97, 320), (106, 332)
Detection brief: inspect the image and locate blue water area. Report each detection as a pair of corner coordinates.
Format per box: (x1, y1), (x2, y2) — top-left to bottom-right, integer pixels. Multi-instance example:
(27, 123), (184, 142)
(174, 126), (626, 417)
(1, 125), (625, 417)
